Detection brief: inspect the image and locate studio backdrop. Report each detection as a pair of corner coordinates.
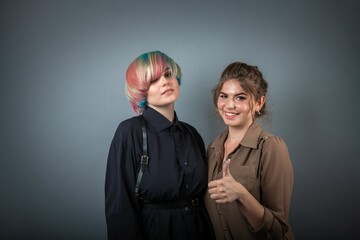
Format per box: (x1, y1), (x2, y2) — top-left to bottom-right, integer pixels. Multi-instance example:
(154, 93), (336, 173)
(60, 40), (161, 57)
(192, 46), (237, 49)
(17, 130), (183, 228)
(1, 0), (359, 239)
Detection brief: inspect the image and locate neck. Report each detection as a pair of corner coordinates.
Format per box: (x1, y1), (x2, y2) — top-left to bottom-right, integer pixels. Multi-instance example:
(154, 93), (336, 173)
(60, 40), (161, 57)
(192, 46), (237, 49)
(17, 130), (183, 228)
(227, 121), (253, 144)
(148, 104), (175, 122)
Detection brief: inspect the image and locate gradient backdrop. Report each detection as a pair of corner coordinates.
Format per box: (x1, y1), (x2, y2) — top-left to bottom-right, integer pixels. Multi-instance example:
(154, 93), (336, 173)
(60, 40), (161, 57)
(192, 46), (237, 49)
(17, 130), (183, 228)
(1, 0), (359, 239)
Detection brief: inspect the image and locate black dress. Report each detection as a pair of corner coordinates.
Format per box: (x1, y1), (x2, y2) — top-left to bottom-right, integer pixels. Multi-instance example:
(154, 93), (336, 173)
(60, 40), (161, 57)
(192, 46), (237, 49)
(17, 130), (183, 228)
(105, 107), (215, 240)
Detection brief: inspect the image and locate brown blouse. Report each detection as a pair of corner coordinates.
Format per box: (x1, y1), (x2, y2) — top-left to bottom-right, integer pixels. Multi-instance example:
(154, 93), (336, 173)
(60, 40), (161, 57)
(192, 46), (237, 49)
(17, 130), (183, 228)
(204, 122), (294, 240)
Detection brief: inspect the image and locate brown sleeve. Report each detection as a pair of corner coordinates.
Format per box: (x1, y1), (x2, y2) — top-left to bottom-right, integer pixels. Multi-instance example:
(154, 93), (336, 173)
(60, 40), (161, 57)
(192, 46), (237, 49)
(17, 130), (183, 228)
(254, 136), (294, 239)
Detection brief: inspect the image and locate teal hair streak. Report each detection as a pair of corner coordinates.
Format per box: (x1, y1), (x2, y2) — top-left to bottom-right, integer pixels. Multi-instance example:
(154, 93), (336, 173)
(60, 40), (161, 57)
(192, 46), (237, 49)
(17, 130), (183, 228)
(139, 99), (147, 110)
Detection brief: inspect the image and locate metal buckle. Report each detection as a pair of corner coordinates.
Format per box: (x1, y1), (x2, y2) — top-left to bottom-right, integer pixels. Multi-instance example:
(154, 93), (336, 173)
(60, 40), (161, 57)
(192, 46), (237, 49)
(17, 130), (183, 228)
(192, 198), (199, 206)
(140, 155), (149, 164)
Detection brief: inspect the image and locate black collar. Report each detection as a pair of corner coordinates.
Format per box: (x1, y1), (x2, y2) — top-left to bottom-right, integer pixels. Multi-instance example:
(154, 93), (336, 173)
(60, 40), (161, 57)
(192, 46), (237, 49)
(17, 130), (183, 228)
(142, 107), (182, 132)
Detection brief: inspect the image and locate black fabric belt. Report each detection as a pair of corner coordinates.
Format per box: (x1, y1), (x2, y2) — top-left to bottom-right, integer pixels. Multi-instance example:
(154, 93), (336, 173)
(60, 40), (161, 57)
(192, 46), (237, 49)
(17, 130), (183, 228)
(141, 198), (200, 209)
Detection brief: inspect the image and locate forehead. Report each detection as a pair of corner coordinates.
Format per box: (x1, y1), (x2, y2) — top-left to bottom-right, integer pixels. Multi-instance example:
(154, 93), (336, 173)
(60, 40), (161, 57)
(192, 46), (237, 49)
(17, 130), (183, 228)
(220, 79), (245, 94)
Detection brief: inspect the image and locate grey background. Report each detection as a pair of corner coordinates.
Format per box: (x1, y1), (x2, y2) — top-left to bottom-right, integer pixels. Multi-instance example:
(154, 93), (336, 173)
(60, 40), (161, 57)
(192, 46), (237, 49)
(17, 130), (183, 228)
(1, 0), (359, 239)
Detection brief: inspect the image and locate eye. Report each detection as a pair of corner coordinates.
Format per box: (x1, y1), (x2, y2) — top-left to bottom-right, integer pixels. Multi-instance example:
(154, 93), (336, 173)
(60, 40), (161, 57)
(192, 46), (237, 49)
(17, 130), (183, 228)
(164, 70), (172, 78)
(219, 94), (228, 100)
(235, 95), (246, 102)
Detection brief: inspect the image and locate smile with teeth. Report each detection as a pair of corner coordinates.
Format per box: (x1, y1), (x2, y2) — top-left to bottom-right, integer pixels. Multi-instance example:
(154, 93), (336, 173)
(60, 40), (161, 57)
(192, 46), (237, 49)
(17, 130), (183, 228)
(224, 112), (239, 119)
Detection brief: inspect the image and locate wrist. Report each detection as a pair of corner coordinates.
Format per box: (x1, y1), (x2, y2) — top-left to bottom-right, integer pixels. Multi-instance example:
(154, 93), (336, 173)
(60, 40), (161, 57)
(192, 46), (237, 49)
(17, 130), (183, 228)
(236, 183), (245, 203)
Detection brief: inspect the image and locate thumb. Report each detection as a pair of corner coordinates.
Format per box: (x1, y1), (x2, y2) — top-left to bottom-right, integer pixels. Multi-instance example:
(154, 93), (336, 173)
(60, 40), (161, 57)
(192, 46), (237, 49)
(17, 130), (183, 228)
(222, 159), (231, 178)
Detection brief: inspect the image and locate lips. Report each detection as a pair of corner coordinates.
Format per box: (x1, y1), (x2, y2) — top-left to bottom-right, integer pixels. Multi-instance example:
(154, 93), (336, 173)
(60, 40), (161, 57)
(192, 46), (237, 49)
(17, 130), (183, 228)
(162, 89), (174, 95)
(224, 112), (239, 119)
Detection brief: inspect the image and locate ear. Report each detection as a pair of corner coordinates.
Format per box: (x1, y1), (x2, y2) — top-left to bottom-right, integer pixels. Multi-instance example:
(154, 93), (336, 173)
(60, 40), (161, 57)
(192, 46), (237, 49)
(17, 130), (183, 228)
(256, 96), (266, 112)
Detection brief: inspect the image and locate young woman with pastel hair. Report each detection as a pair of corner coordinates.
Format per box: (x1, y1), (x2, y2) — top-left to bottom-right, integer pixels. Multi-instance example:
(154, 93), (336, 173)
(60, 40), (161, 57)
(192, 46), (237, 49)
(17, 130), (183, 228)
(125, 51), (182, 114)
(105, 51), (215, 240)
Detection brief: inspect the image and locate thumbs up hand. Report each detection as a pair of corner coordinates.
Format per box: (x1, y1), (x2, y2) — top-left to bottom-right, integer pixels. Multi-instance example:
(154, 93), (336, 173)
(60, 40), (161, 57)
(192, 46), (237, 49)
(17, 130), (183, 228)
(208, 159), (244, 203)
(222, 158), (231, 178)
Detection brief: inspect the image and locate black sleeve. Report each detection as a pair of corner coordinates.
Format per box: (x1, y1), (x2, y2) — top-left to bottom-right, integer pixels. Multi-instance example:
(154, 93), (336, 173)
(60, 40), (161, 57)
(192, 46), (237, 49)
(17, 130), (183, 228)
(184, 123), (206, 163)
(195, 130), (206, 162)
(105, 123), (143, 240)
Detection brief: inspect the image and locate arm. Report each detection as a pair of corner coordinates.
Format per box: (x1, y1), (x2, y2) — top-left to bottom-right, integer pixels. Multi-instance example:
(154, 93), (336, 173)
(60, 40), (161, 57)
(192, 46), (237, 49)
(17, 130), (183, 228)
(192, 127), (206, 162)
(258, 136), (293, 239)
(183, 123), (206, 160)
(105, 125), (143, 240)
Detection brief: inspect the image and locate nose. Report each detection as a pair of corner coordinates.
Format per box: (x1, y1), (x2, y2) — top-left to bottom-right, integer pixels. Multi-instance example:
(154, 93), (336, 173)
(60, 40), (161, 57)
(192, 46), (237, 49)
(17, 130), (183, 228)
(160, 76), (169, 86)
(225, 98), (236, 109)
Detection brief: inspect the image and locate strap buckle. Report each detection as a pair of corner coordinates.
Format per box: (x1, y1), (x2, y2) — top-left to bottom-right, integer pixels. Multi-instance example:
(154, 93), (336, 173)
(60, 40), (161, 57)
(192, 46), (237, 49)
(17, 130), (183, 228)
(191, 198), (199, 206)
(140, 155), (149, 165)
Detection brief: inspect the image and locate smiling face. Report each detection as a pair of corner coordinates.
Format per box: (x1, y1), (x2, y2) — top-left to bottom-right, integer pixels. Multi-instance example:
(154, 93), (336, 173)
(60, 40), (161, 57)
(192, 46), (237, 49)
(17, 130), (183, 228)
(213, 62), (268, 127)
(217, 79), (259, 129)
(147, 67), (180, 111)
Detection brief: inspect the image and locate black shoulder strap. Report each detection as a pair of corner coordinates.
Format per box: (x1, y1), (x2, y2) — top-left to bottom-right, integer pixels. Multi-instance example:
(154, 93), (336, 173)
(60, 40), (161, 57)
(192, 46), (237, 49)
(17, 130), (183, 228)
(134, 116), (149, 196)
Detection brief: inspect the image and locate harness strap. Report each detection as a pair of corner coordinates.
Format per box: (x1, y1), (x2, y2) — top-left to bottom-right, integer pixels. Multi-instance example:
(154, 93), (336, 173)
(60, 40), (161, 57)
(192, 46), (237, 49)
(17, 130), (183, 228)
(134, 116), (148, 196)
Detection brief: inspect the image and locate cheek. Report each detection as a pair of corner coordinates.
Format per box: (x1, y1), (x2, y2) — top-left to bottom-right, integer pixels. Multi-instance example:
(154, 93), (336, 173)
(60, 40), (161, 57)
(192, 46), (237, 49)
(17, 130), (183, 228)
(146, 88), (158, 102)
(174, 84), (180, 93)
(146, 90), (154, 100)
(216, 99), (223, 109)
(236, 101), (250, 109)
(241, 105), (251, 113)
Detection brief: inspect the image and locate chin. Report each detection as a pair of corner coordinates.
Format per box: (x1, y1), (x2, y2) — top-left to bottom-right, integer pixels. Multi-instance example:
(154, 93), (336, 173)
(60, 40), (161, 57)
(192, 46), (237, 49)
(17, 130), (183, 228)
(222, 119), (237, 126)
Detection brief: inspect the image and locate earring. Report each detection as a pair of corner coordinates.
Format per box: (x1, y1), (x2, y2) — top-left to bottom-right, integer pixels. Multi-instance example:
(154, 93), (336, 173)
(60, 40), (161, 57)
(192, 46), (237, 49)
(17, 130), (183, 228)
(257, 111), (261, 115)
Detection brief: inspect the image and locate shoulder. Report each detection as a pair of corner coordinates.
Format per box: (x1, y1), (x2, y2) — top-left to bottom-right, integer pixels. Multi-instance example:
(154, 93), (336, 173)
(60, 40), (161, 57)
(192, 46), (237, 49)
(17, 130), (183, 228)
(260, 130), (288, 150)
(259, 130), (292, 164)
(179, 121), (205, 144)
(208, 129), (227, 149)
(258, 131), (293, 182)
(112, 116), (143, 141)
(180, 121), (198, 134)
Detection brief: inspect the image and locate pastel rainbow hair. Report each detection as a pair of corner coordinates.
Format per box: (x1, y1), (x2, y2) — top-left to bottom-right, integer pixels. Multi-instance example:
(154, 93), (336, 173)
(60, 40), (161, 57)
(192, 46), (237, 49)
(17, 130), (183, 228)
(125, 51), (182, 114)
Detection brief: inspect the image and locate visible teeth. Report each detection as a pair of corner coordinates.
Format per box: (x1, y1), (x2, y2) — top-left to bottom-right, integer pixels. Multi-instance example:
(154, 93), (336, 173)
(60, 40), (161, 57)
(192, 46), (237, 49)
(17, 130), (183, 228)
(225, 113), (236, 116)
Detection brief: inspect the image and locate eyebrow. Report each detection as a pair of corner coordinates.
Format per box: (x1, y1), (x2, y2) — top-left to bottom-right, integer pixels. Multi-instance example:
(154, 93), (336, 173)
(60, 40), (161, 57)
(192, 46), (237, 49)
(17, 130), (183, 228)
(219, 91), (247, 96)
